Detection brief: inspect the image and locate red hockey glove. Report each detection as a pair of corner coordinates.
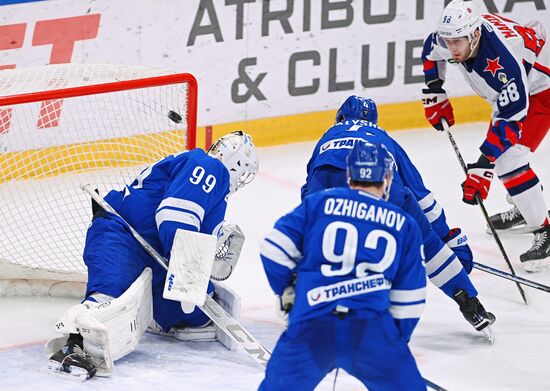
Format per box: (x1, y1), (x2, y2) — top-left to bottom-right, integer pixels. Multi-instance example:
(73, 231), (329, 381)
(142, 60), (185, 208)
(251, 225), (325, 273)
(462, 162), (495, 205)
(421, 87), (455, 131)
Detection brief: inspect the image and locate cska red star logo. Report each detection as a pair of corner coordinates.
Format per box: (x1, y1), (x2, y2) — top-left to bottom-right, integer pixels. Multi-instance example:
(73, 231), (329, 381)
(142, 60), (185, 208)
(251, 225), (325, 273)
(484, 57), (504, 77)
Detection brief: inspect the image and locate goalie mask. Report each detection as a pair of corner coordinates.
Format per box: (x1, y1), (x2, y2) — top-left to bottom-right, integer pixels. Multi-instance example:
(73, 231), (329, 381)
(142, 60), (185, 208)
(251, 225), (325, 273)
(346, 141), (394, 201)
(335, 95), (378, 124)
(208, 131), (259, 195)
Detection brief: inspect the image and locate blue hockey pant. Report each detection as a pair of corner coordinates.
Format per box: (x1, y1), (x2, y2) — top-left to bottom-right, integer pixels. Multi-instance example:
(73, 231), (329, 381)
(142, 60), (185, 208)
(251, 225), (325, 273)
(259, 311), (426, 391)
(84, 215), (212, 332)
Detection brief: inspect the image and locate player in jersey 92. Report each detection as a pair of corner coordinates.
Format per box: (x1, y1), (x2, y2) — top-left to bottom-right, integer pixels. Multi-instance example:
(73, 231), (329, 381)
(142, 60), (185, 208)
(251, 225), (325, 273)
(45, 131), (259, 380)
(301, 94), (495, 340)
(421, 0), (550, 271)
(259, 141), (427, 390)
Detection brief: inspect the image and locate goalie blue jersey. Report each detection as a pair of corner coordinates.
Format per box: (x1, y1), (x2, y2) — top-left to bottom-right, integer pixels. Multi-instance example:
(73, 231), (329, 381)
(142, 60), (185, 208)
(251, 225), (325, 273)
(260, 187), (426, 341)
(104, 149), (230, 259)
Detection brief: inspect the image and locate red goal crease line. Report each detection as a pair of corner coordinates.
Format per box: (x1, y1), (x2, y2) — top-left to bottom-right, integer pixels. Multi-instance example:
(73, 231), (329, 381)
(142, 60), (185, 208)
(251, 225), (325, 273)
(0, 339), (47, 352)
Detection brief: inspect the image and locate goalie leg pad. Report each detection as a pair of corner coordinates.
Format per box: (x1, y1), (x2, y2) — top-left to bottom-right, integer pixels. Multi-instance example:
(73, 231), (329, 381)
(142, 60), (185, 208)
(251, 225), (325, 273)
(174, 324), (217, 342)
(147, 319), (216, 342)
(212, 281), (241, 351)
(46, 267), (153, 376)
(151, 282), (241, 349)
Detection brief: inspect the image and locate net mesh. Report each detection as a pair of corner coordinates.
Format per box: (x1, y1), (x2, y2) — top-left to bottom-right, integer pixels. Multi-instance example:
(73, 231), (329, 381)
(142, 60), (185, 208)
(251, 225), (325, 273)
(0, 64), (194, 282)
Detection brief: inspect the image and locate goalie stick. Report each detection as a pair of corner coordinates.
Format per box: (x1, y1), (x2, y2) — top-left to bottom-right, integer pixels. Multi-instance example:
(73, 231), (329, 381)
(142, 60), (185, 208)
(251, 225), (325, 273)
(81, 184), (271, 368)
(441, 120), (528, 305)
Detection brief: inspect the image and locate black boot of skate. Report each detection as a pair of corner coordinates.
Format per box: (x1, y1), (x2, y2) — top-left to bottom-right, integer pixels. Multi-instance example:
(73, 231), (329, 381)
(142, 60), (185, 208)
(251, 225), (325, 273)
(520, 225), (550, 272)
(453, 290), (496, 332)
(488, 206), (550, 234)
(47, 333), (97, 380)
(489, 206), (525, 230)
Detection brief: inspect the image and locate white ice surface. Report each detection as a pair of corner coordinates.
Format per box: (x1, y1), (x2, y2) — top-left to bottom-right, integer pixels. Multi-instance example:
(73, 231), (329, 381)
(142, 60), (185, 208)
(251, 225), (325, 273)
(1, 123), (550, 390)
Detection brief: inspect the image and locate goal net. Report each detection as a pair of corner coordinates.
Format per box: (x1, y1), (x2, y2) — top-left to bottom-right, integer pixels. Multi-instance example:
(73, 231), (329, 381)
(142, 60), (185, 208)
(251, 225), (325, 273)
(0, 64), (197, 296)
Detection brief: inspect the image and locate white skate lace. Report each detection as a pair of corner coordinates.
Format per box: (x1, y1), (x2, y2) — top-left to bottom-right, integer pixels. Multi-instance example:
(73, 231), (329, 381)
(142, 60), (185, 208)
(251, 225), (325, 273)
(502, 207), (521, 222)
(58, 345), (86, 368)
(529, 231), (548, 252)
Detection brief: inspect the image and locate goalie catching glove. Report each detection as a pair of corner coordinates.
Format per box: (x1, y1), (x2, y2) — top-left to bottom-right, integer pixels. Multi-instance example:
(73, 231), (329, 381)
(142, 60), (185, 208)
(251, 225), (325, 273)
(211, 224), (245, 281)
(421, 87), (454, 131)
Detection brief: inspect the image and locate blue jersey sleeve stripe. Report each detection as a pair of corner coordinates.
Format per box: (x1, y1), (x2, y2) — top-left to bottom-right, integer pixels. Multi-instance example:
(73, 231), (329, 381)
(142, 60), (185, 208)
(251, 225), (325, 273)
(424, 203), (443, 223)
(425, 245), (453, 275)
(417, 192), (435, 210)
(260, 239), (297, 270)
(389, 303), (425, 319)
(265, 228), (302, 259)
(157, 197), (205, 222)
(155, 209), (200, 231)
(389, 288), (427, 303)
(390, 299), (426, 306)
(429, 259), (463, 288)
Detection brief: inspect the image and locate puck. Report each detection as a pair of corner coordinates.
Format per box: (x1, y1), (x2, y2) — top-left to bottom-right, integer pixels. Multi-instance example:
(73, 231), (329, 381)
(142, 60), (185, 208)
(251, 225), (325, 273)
(168, 110), (183, 124)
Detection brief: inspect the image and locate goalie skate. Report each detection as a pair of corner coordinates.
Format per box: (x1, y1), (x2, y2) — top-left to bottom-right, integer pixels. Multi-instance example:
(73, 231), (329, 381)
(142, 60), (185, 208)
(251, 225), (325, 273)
(45, 342), (97, 381)
(520, 225), (550, 272)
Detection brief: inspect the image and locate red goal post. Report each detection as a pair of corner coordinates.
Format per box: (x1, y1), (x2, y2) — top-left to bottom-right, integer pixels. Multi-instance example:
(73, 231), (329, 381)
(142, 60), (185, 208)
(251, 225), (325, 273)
(0, 64), (198, 296)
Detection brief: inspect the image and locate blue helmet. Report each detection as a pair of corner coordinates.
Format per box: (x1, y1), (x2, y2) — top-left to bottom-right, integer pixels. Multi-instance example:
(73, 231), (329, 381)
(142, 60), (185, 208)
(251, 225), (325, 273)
(335, 95), (378, 124)
(346, 141), (393, 184)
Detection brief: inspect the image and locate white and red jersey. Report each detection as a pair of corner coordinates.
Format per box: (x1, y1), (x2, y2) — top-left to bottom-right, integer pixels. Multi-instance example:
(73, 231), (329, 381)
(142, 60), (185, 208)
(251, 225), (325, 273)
(423, 14), (549, 122)
(422, 14), (549, 160)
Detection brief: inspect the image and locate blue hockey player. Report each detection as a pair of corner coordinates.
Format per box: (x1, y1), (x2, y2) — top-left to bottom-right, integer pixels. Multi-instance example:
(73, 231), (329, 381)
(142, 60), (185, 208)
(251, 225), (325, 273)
(45, 131), (259, 379)
(301, 95), (495, 339)
(260, 141), (427, 390)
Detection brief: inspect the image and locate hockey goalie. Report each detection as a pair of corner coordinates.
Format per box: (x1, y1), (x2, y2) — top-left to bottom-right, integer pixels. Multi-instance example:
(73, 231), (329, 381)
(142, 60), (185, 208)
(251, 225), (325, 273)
(45, 131), (259, 379)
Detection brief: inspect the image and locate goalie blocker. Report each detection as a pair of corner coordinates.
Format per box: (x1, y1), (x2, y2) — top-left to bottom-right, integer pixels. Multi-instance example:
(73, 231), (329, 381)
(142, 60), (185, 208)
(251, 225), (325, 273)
(46, 226), (245, 379)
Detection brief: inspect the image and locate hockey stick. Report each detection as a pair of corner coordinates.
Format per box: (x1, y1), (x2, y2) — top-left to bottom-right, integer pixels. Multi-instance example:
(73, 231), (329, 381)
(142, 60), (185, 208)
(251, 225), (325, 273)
(441, 120), (528, 305)
(81, 184), (271, 368)
(424, 378), (449, 391)
(473, 262), (550, 293)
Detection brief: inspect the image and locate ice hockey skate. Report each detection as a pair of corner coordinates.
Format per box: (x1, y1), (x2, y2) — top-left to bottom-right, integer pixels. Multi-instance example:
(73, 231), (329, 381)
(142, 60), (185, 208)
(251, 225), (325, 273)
(520, 225), (550, 272)
(486, 206), (539, 235)
(453, 289), (496, 343)
(46, 337), (97, 381)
